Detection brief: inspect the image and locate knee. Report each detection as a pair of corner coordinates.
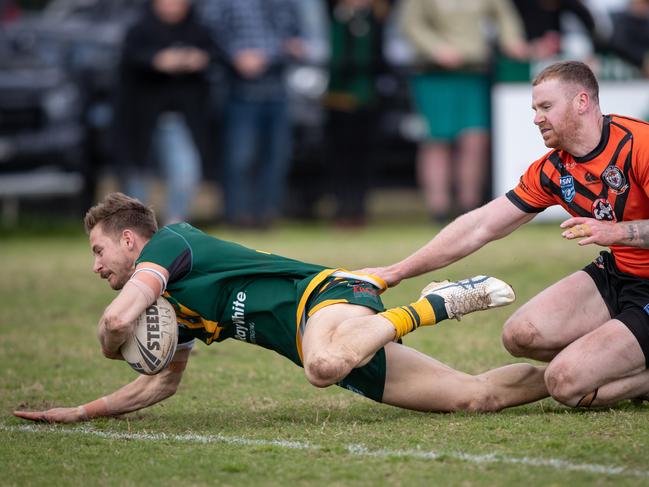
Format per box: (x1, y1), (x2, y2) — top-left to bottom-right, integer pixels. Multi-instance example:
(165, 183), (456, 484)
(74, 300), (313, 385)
(544, 360), (583, 406)
(304, 354), (350, 388)
(502, 317), (543, 357)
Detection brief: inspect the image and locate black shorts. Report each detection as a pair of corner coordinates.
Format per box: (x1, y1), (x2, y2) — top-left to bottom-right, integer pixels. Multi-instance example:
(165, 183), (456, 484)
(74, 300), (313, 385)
(583, 251), (649, 368)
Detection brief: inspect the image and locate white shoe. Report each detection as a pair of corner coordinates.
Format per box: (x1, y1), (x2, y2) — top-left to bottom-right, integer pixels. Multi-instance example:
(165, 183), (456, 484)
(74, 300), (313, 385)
(420, 276), (515, 320)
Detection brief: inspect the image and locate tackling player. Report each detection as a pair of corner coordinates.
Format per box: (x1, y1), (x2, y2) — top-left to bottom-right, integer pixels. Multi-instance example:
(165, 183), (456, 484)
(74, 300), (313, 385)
(14, 193), (547, 422)
(366, 61), (649, 408)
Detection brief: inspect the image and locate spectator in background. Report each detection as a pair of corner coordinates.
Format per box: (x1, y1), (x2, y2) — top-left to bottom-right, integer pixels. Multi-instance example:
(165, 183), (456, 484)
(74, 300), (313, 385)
(400, 0), (528, 222)
(112, 0), (213, 224)
(324, 0), (389, 227)
(201, 0), (304, 229)
(512, 0), (598, 60)
(606, 0), (649, 77)
(297, 0), (331, 65)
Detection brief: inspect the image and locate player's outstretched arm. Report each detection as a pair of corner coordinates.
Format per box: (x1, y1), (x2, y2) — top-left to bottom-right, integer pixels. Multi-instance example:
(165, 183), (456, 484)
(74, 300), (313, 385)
(362, 196), (535, 286)
(13, 348), (190, 423)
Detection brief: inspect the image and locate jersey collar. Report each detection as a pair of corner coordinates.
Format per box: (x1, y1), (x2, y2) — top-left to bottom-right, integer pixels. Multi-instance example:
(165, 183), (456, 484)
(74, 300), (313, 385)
(573, 115), (611, 163)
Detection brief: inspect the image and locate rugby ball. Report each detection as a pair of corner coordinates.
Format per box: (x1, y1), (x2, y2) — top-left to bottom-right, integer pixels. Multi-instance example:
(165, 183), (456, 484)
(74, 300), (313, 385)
(120, 296), (178, 375)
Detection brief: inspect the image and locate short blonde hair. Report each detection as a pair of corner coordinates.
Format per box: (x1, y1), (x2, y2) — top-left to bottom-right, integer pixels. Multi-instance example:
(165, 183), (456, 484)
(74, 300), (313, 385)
(84, 192), (158, 238)
(533, 61), (599, 103)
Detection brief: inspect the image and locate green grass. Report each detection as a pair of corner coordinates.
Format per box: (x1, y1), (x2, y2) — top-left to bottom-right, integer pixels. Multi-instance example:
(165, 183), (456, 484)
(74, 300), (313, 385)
(1, 221), (648, 486)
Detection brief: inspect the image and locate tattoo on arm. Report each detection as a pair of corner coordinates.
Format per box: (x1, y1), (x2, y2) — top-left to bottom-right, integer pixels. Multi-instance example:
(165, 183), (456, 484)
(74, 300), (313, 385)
(626, 224), (639, 242)
(623, 221), (649, 248)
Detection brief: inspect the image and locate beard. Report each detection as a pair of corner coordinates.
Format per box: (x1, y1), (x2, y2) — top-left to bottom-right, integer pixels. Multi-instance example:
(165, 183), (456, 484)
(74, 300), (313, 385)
(544, 112), (581, 150)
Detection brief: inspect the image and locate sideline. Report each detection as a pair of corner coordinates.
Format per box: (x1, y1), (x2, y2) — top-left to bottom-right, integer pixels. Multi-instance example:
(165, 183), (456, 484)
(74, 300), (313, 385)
(3, 423), (648, 478)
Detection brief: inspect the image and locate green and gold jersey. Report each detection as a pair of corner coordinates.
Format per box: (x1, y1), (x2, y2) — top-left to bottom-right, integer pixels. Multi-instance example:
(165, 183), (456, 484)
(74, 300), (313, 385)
(136, 223), (326, 355)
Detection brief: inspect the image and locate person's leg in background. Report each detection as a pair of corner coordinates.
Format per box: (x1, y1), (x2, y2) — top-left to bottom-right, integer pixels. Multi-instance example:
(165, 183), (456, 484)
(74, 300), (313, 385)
(455, 73), (491, 213)
(325, 108), (371, 227)
(222, 97), (261, 227)
(155, 112), (202, 224)
(121, 167), (150, 205)
(410, 72), (456, 222)
(456, 128), (489, 213)
(256, 97), (292, 227)
(417, 141), (453, 221)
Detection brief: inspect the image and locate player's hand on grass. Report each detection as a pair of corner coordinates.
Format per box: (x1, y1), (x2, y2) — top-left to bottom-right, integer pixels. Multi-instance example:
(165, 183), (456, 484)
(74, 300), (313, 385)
(560, 217), (622, 246)
(13, 406), (86, 423)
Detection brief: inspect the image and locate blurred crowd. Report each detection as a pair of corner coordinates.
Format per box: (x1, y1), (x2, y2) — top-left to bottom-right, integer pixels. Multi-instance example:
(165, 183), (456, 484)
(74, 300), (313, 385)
(2, 0), (649, 226)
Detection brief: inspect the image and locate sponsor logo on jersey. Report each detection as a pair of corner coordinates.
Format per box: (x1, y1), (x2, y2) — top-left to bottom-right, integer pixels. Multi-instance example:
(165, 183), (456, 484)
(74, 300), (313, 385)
(231, 293), (246, 340)
(584, 172), (599, 184)
(560, 175), (575, 203)
(592, 198), (616, 221)
(644, 304), (649, 316)
(231, 291), (255, 343)
(601, 166), (628, 195)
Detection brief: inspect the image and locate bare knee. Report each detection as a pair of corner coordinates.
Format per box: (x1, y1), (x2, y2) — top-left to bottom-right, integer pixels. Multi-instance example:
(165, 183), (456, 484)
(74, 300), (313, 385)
(545, 361), (584, 406)
(502, 317), (543, 357)
(304, 354), (351, 388)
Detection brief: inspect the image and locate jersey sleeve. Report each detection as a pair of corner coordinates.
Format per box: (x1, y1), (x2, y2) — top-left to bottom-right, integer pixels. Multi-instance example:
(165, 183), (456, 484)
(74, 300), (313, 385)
(506, 155), (556, 213)
(631, 126), (649, 197)
(136, 227), (193, 283)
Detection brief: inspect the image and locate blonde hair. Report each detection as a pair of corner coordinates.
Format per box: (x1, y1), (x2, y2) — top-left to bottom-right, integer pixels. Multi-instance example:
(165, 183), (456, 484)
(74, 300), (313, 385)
(84, 192), (158, 238)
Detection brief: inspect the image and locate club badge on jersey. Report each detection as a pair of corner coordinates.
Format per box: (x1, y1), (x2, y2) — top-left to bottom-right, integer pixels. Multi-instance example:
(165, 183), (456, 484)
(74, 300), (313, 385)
(602, 166), (629, 195)
(560, 175), (576, 203)
(592, 198), (616, 221)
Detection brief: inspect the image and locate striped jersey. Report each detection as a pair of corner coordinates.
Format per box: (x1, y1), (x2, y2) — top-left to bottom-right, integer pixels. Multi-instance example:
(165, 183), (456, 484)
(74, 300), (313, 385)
(507, 115), (649, 278)
(136, 223), (326, 346)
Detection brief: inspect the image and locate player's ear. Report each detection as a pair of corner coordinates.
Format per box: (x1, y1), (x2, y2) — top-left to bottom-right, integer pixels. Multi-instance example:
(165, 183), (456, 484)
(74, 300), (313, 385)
(576, 91), (590, 114)
(121, 229), (136, 250)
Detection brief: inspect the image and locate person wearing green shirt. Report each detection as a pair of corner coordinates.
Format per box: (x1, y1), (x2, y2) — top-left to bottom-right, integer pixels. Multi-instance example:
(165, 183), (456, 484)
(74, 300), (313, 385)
(14, 193), (547, 423)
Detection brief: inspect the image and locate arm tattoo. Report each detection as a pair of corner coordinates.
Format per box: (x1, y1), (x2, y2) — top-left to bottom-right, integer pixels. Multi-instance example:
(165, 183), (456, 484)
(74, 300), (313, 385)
(623, 221), (649, 248)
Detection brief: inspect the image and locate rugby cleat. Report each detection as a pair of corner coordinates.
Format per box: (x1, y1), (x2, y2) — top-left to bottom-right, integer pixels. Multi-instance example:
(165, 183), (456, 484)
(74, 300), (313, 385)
(420, 275), (515, 321)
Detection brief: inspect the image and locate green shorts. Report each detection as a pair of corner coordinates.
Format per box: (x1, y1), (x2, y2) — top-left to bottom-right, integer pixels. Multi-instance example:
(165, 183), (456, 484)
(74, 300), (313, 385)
(301, 274), (387, 402)
(216, 270), (389, 402)
(410, 71), (490, 141)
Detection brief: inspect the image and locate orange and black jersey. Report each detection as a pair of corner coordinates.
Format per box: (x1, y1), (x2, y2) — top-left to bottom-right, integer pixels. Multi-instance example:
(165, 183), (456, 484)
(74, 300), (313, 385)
(507, 115), (649, 278)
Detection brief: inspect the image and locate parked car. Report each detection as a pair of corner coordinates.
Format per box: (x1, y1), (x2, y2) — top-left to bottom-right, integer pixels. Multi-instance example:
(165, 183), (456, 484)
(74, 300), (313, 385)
(0, 0), (420, 223)
(0, 0), (142, 221)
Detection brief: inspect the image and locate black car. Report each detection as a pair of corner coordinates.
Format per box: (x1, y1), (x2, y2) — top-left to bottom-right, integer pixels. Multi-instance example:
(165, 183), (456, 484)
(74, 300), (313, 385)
(0, 0), (142, 222)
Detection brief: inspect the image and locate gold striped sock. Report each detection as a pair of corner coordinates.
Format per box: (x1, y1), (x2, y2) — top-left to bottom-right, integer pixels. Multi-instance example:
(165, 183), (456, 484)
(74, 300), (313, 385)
(380, 297), (439, 339)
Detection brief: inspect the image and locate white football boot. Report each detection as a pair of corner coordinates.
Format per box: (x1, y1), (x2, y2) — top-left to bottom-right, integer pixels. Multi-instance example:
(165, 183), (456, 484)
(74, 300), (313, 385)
(420, 275), (515, 321)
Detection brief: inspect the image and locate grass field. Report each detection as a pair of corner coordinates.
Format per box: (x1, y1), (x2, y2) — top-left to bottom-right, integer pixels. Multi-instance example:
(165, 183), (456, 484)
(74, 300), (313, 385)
(2, 221), (649, 486)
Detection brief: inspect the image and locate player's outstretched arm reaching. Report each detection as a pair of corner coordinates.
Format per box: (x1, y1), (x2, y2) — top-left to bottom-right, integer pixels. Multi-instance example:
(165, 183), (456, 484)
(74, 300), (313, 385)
(365, 196), (536, 286)
(14, 256), (179, 423)
(13, 348), (190, 423)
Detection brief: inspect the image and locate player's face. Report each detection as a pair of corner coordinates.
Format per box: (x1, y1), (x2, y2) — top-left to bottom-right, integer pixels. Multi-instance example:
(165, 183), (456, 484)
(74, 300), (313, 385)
(89, 225), (135, 290)
(532, 78), (580, 149)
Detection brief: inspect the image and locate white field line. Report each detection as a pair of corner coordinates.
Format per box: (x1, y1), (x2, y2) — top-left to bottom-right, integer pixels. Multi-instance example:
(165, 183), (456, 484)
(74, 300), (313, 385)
(3, 423), (649, 478)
